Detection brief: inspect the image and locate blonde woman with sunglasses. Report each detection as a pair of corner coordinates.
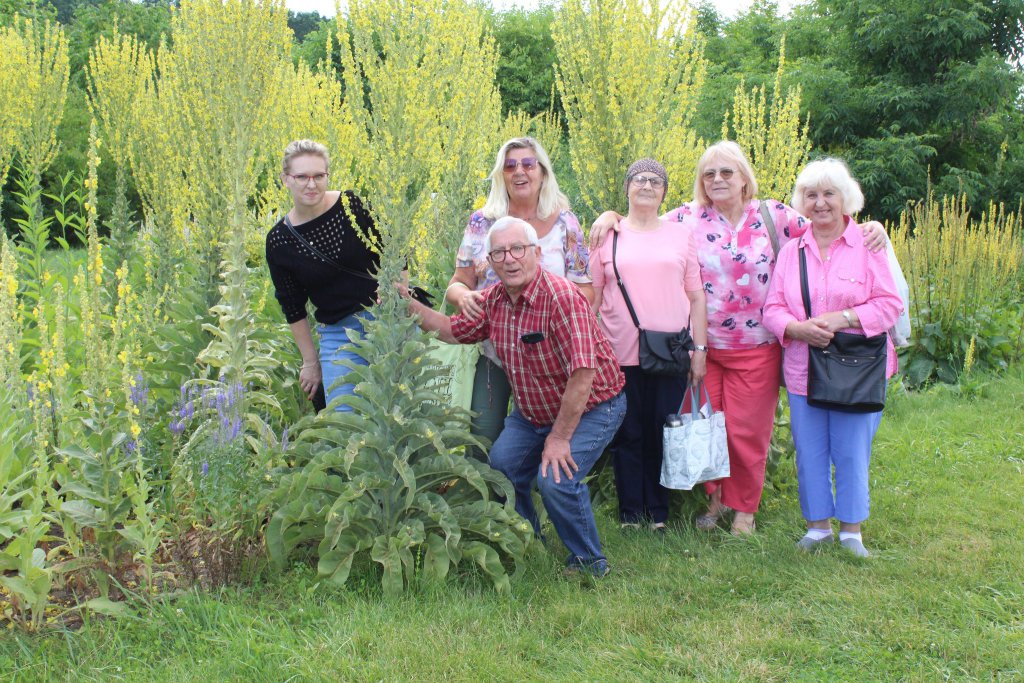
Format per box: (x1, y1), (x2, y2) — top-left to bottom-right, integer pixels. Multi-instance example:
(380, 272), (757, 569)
(445, 137), (593, 461)
(591, 141), (887, 536)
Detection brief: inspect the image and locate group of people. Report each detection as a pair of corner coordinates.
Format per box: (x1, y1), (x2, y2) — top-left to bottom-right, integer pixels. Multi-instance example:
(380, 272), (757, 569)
(266, 136), (903, 578)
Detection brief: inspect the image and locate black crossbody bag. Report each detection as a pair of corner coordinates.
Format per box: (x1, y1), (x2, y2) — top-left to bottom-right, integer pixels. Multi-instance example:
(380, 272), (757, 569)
(798, 239), (887, 413)
(612, 230), (693, 377)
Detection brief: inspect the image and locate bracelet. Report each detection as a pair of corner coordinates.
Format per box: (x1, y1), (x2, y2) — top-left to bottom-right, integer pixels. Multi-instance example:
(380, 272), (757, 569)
(445, 282), (471, 298)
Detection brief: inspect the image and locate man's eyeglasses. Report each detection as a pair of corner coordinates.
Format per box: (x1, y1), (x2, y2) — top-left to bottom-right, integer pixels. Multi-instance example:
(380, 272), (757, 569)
(503, 157), (539, 172)
(286, 172), (330, 185)
(488, 244), (533, 262)
(629, 175), (665, 189)
(702, 168), (735, 181)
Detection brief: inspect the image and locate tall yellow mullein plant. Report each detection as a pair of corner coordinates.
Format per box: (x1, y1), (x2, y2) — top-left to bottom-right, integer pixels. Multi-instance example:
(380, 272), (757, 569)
(8, 18), (69, 193)
(553, 0), (706, 221)
(722, 37), (811, 203)
(337, 0), (501, 290)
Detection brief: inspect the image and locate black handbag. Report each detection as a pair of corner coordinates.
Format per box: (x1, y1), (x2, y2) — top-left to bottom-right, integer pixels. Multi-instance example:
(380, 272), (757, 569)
(612, 231), (693, 377)
(798, 241), (887, 413)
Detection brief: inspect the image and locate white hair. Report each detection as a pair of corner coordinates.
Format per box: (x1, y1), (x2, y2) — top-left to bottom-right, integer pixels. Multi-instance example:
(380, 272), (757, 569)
(791, 158), (865, 216)
(481, 137), (569, 221)
(484, 216), (539, 255)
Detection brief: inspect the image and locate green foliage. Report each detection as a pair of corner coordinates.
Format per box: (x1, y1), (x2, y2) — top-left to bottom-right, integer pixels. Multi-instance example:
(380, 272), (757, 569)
(492, 7), (558, 117)
(264, 311), (533, 596)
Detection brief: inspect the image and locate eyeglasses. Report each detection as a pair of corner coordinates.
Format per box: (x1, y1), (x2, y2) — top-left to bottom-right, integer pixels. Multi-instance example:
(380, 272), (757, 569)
(702, 168), (735, 181)
(488, 244), (533, 262)
(503, 157), (539, 172)
(629, 175), (666, 189)
(286, 172), (330, 185)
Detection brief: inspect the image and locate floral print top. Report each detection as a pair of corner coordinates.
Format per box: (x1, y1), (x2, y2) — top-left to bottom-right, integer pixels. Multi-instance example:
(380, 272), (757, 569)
(664, 199), (808, 349)
(455, 209), (591, 289)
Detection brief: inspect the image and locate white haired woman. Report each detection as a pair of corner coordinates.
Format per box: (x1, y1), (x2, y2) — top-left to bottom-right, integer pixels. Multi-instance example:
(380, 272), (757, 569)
(445, 137), (592, 460)
(266, 139), (379, 411)
(763, 159), (901, 557)
(590, 141), (886, 535)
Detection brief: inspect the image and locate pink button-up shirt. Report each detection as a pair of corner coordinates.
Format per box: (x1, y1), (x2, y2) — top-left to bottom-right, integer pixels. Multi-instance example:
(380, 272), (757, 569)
(664, 200), (807, 349)
(762, 218), (902, 395)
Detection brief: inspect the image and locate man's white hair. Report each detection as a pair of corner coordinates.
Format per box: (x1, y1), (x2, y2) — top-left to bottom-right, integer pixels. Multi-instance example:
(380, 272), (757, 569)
(484, 216), (539, 255)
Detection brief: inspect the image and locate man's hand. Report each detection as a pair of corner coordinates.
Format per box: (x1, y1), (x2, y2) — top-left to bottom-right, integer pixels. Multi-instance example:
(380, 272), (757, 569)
(541, 435), (578, 484)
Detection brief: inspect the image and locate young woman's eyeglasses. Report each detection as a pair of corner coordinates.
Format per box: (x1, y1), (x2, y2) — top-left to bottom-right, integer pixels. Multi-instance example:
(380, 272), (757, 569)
(629, 175), (665, 189)
(702, 168), (735, 181)
(488, 244), (532, 262)
(503, 157), (539, 172)
(286, 172), (330, 185)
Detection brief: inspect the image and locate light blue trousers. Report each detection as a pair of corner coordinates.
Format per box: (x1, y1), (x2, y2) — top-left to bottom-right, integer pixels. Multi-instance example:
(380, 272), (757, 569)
(788, 393), (883, 524)
(318, 311), (372, 412)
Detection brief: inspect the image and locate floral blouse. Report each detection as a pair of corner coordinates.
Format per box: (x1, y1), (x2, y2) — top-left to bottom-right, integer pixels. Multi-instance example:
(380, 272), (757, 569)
(664, 199), (807, 349)
(455, 209), (591, 289)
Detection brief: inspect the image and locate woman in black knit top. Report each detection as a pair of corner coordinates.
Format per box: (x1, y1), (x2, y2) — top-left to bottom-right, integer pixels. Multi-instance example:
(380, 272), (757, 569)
(266, 140), (379, 411)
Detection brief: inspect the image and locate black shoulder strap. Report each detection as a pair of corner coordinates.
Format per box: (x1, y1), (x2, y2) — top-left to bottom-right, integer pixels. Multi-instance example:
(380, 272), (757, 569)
(611, 230), (642, 330)
(282, 215), (376, 282)
(760, 200), (780, 259)
(798, 237), (812, 320)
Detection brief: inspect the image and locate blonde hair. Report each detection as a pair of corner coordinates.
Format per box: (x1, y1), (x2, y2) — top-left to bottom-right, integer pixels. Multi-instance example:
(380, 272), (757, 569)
(282, 139), (329, 175)
(791, 158), (865, 216)
(481, 137), (569, 221)
(692, 140), (759, 207)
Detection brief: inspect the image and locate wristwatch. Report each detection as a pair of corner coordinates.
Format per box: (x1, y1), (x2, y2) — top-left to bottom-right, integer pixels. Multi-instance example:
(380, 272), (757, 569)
(693, 344), (708, 352)
(841, 309), (854, 326)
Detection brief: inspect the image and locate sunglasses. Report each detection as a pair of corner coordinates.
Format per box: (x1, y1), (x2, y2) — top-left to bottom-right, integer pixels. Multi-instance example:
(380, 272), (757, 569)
(702, 168), (735, 181)
(503, 157), (539, 172)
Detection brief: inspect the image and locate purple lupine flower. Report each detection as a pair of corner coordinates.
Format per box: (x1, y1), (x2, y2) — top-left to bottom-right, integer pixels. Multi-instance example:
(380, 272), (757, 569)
(124, 440), (139, 455)
(201, 461), (209, 477)
(130, 372), (150, 408)
(229, 416), (242, 441)
(169, 420), (185, 436)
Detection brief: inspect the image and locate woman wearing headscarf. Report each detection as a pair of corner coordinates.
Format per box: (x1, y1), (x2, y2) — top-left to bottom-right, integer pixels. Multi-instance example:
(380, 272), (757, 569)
(590, 158), (708, 531)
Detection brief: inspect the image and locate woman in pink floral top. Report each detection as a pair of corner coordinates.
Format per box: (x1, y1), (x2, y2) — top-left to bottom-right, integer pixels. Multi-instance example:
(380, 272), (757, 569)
(444, 137), (592, 460)
(591, 141), (885, 535)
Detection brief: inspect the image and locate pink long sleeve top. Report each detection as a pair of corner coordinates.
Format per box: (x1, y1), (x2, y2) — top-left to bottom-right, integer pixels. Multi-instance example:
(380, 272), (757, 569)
(762, 217), (903, 395)
(590, 219), (703, 366)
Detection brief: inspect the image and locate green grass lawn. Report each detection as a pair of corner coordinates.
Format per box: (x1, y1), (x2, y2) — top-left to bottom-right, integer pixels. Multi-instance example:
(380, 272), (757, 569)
(4, 369), (1023, 681)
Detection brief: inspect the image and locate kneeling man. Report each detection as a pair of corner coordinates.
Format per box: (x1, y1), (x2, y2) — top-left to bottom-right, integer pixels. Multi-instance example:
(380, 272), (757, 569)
(405, 217), (625, 576)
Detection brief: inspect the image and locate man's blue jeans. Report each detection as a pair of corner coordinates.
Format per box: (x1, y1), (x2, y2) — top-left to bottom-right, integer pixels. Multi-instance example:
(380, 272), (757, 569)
(489, 392), (626, 573)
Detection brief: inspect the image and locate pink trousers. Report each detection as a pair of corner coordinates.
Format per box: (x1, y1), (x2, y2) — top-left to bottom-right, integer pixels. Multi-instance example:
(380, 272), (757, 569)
(700, 344), (781, 514)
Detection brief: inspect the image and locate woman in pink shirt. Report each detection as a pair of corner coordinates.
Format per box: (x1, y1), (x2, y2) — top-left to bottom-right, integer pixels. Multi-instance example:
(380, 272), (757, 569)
(590, 158), (708, 532)
(763, 159), (902, 558)
(591, 142), (885, 536)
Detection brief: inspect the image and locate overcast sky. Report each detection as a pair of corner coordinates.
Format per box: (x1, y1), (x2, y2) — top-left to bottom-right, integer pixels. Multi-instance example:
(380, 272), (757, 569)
(285, 0), (799, 19)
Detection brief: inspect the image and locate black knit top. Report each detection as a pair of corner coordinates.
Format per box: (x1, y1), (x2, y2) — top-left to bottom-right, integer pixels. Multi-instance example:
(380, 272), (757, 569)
(265, 191), (380, 325)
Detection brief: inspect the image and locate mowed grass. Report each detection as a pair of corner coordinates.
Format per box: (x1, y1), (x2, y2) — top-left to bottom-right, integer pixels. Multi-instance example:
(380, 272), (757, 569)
(4, 369), (1023, 681)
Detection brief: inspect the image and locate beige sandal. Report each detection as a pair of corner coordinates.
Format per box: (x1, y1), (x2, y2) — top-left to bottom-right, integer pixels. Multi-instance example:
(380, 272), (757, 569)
(730, 513), (756, 536)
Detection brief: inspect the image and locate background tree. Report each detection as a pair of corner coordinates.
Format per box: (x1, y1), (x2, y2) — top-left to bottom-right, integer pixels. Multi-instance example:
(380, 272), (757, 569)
(491, 6), (558, 117)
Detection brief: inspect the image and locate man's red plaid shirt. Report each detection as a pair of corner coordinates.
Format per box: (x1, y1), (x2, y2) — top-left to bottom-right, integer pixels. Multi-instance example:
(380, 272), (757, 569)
(450, 269), (624, 427)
